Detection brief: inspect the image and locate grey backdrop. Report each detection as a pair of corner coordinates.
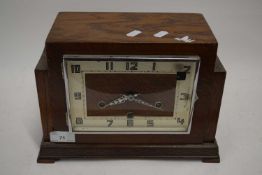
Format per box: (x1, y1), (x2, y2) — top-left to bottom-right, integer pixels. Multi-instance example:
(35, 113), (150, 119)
(0, 0), (262, 174)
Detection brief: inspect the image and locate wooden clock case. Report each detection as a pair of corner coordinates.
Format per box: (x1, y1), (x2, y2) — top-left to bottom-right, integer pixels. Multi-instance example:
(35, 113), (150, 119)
(35, 12), (226, 163)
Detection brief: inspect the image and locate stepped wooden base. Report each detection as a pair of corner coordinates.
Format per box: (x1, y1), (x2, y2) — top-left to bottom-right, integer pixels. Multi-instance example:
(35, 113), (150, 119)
(37, 140), (220, 163)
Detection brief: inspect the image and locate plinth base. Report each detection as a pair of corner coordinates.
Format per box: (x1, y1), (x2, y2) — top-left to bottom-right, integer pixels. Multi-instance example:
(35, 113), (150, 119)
(37, 140), (220, 163)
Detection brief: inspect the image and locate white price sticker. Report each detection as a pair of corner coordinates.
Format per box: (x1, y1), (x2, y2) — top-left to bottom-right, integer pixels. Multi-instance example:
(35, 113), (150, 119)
(50, 131), (75, 142)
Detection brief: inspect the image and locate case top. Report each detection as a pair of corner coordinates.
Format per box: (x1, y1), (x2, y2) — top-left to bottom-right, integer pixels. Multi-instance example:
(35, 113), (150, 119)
(46, 12), (217, 44)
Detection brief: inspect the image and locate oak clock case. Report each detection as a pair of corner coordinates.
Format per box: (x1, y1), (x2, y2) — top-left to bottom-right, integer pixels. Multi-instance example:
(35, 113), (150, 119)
(35, 12), (226, 163)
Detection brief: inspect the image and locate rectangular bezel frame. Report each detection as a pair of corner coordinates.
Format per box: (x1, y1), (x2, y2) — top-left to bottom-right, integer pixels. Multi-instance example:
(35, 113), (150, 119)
(62, 55), (200, 134)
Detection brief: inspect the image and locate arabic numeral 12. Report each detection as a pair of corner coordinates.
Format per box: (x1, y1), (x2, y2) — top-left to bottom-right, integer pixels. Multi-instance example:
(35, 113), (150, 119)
(126, 62), (138, 70)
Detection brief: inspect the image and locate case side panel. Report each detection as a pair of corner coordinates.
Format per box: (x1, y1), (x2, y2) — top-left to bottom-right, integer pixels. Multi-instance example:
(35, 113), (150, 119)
(35, 51), (50, 141)
(204, 57), (226, 141)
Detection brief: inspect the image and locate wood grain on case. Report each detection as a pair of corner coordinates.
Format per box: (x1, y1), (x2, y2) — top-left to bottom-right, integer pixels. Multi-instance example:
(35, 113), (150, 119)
(46, 12), (218, 70)
(47, 12), (217, 44)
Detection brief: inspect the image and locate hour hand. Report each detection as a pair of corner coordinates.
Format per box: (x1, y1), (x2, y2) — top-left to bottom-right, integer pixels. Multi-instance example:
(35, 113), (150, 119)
(98, 95), (128, 109)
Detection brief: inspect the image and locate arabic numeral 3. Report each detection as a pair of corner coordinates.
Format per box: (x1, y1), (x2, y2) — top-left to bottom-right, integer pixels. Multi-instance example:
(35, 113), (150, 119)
(180, 93), (190, 100)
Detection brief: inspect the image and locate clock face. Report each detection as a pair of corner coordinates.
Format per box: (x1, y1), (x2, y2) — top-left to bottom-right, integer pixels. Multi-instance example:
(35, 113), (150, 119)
(63, 56), (200, 133)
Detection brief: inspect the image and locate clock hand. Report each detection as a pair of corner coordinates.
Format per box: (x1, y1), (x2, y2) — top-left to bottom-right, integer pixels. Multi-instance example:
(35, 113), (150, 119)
(128, 95), (162, 110)
(133, 98), (162, 110)
(98, 95), (128, 109)
(99, 94), (140, 109)
(98, 94), (162, 110)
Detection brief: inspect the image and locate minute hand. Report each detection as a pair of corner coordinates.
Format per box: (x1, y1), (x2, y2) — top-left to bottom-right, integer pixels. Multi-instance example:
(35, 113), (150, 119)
(133, 98), (162, 110)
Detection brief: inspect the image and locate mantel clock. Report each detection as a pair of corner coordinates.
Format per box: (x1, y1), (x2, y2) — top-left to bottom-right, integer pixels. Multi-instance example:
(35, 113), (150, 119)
(35, 12), (226, 163)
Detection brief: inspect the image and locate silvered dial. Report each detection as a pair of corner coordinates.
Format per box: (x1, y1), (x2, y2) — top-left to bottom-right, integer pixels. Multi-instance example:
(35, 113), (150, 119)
(63, 55), (200, 133)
